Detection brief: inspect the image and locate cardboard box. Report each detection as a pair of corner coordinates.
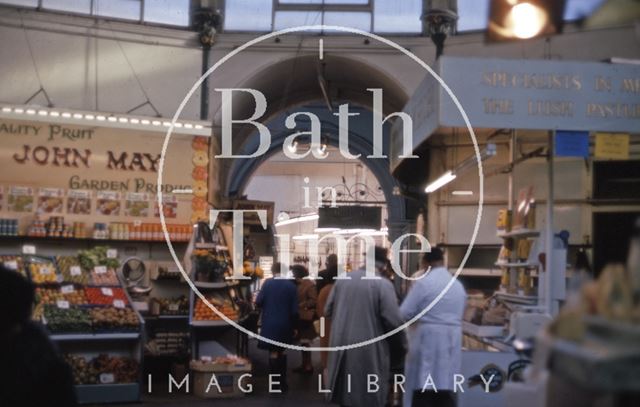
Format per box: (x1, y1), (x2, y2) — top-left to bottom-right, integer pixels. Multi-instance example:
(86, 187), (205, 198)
(190, 360), (252, 398)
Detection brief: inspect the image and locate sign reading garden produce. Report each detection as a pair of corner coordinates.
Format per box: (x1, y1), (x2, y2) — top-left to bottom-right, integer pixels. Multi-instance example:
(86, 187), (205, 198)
(0, 120), (193, 194)
(0, 119), (198, 223)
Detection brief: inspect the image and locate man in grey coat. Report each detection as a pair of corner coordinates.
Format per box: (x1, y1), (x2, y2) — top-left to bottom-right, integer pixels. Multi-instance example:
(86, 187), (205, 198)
(325, 246), (405, 407)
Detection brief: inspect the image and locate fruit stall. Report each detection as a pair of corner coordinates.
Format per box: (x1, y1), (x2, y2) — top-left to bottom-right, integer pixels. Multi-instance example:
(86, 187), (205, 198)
(1, 247), (146, 404)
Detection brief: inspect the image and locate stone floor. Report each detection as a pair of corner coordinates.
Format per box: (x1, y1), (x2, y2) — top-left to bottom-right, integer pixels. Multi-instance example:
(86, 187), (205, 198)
(93, 339), (329, 407)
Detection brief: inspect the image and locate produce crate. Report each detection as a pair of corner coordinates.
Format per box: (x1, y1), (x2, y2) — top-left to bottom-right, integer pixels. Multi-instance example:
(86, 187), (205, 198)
(190, 360), (251, 398)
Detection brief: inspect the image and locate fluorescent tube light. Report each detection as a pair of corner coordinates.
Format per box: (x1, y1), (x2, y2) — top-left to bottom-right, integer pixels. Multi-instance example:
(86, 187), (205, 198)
(425, 171), (456, 193)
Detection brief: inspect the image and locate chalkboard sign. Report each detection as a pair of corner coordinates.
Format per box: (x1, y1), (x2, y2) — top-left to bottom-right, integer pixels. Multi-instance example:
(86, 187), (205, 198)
(318, 206), (382, 230)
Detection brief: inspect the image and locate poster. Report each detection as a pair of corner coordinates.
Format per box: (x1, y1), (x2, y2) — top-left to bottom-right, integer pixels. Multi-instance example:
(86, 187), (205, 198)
(154, 194), (178, 219)
(595, 133), (630, 160)
(8, 186), (34, 212)
(67, 190), (92, 215)
(37, 187), (64, 214)
(96, 191), (121, 216)
(124, 192), (150, 217)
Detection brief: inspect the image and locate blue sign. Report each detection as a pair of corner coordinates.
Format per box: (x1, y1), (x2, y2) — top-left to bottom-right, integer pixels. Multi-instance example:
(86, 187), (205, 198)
(555, 130), (590, 157)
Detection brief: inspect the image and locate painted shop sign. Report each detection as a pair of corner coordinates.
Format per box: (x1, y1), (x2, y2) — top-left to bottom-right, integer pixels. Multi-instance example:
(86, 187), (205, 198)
(392, 56), (640, 166)
(0, 119), (193, 194)
(438, 56), (640, 132)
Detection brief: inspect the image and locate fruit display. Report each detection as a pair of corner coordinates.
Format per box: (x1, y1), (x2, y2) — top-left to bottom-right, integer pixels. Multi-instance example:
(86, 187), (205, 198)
(0, 255), (26, 277)
(193, 297), (238, 321)
(65, 354), (100, 385)
(193, 249), (231, 283)
(27, 256), (59, 284)
(90, 307), (140, 332)
(36, 286), (88, 306)
(85, 287), (129, 306)
(78, 246), (120, 271)
(65, 354), (139, 385)
(56, 256), (89, 285)
(89, 268), (120, 286)
(43, 305), (92, 333)
(157, 295), (189, 315)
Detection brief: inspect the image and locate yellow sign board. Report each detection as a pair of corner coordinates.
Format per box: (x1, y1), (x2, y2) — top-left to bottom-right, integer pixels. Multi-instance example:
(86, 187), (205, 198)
(595, 133), (630, 160)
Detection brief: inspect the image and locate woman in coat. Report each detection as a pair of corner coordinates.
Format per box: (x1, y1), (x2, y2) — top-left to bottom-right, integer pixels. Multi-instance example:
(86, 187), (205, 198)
(291, 264), (318, 374)
(255, 263), (299, 392)
(325, 247), (405, 407)
(399, 248), (466, 407)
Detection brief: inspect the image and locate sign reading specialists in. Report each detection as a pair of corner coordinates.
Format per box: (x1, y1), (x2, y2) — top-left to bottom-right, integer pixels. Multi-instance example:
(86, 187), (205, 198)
(436, 56), (640, 133)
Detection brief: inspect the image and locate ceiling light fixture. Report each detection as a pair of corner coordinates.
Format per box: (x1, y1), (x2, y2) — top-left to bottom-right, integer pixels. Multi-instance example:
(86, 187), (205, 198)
(0, 104), (211, 136)
(274, 213), (319, 227)
(425, 143), (497, 194)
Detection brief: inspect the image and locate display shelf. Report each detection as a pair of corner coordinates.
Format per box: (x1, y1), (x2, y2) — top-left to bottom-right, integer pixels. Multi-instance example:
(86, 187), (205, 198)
(497, 229), (540, 239)
(462, 321), (505, 338)
(495, 291), (538, 305)
(450, 268), (503, 277)
(75, 383), (140, 404)
(0, 235), (189, 245)
(194, 280), (239, 289)
(50, 332), (140, 341)
(495, 262), (537, 268)
(191, 320), (237, 327)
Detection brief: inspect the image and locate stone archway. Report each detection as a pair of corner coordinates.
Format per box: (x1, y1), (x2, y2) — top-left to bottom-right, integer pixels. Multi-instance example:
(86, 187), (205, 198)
(222, 105), (409, 241)
(209, 54), (414, 240)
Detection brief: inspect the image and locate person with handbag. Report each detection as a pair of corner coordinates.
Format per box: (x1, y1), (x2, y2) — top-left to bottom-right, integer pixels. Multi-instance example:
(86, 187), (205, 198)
(291, 264), (318, 374)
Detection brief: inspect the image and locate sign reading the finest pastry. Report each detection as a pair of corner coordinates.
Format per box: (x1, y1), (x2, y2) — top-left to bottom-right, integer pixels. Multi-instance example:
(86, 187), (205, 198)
(437, 56), (640, 133)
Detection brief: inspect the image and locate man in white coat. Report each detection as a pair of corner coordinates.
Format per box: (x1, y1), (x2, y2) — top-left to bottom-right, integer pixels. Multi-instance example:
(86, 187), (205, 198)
(400, 247), (466, 407)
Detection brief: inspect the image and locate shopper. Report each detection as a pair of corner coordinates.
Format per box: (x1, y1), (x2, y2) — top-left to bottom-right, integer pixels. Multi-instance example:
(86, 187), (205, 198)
(291, 264), (318, 374)
(325, 246), (406, 407)
(316, 264), (337, 372)
(0, 265), (77, 407)
(400, 248), (466, 407)
(255, 263), (299, 392)
(317, 253), (339, 293)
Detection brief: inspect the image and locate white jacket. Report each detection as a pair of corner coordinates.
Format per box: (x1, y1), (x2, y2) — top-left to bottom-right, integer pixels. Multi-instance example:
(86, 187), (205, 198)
(400, 266), (466, 407)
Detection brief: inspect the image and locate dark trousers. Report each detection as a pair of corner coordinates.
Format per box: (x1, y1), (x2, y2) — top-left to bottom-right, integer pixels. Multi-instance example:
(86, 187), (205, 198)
(412, 390), (456, 407)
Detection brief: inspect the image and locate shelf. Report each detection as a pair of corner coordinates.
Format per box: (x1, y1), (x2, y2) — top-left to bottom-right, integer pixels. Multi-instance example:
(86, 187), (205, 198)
(194, 243), (228, 251)
(462, 321), (505, 338)
(75, 383), (140, 404)
(497, 229), (540, 239)
(0, 235), (189, 245)
(495, 292), (538, 305)
(50, 332), (140, 341)
(194, 280), (239, 289)
(450, 268), (503, 277)
(144, 315), (189, 320)
(495, 262), (538, 268)
(191, 320), (237, 327)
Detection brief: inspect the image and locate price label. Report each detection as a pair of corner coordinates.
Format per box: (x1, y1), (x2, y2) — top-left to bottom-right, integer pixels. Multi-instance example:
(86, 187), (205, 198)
(168, 303), (179, 312)
(40, 267), (52, 275)
(101, 287), (113, 297)
(60, 285), (75, 294)
(4, 260), (18, 270)
(56, 274), (64, 283)
(22, 245), (36, 255)
(99, 373), (115, 384)
(94, 266), (107, 274)
(200, 356), (212, 362)
(113, 299), (126, 309)
(107, 249), (118, 259)
(56, 300), (70, 309)
(70, 266), (82, 276)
